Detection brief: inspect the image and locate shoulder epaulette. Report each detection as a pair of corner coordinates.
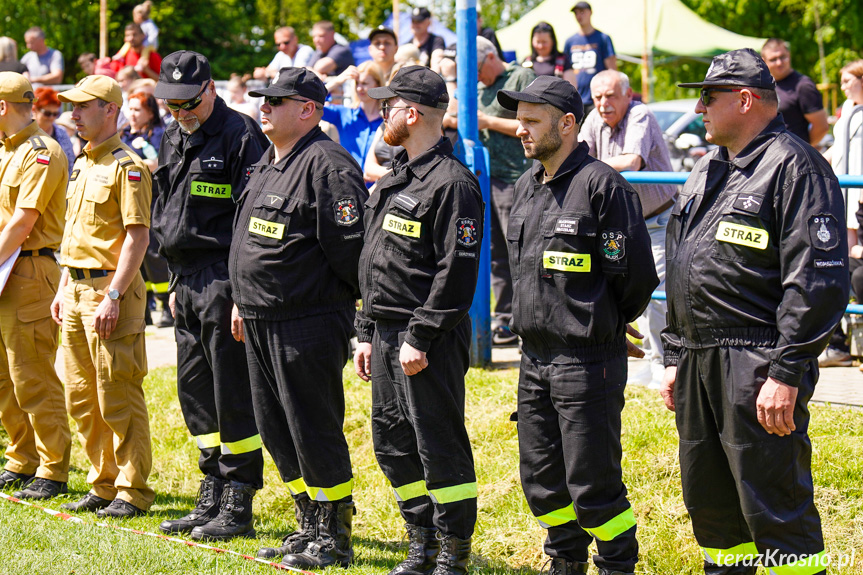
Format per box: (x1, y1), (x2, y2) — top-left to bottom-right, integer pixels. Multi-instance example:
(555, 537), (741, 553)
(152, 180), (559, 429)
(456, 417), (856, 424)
(112, 148), (134, 167)
(28, 135), (47, 151)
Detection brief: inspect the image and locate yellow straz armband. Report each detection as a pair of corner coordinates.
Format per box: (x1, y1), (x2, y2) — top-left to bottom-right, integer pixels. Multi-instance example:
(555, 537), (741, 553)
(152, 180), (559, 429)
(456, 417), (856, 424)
(715, 222), (769, 250)
(383, 214), (421, 238)
(249, 217), (285, 239)
(543, 251), (591, 272)
(191, 181), (232, 198)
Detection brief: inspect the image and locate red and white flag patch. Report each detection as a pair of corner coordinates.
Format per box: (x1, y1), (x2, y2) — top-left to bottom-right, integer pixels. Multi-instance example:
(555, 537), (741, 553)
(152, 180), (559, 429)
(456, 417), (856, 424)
(36, 154), (50, 165)
(128, 170), (142, 182)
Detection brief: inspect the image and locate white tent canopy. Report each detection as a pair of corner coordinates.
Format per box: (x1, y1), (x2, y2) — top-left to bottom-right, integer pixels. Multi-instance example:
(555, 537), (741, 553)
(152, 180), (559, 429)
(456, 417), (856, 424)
(497, 0), (765, 61)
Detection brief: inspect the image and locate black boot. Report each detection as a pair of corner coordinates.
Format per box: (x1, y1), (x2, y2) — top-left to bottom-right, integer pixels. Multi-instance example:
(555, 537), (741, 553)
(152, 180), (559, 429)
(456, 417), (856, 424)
(281, 500), (354, 569)
(189, 480), (256, 541)
(257, 494), (318, 559)
(431, 534), (470, 575)
(550, 558), (589, 575)
(159, 475), (225, 535)
(389, 524), (440, 575)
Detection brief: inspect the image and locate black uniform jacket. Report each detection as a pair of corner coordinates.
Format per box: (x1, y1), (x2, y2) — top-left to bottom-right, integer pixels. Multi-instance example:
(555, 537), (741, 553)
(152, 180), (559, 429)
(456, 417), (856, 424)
(229, 126), (368, 320)
(151, 97), (269, 276)
(508, 141), (658, 364)
(355, 138), (483, 353)
(661, 116), (850, 386)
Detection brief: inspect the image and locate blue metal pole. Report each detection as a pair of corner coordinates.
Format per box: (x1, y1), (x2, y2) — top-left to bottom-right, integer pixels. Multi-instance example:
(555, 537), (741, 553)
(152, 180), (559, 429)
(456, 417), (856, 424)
(457, 0), (492, 367)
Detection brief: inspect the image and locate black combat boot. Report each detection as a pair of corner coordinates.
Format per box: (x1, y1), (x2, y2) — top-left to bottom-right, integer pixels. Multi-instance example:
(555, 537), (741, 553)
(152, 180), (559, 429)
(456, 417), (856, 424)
(189, 480), (256, 541)
(257, 494), (319, 559)
(549, 558), (589, 575)
(281, 500), (354, 569)
(388, 524), (440, 575)
(431, 534), (471, 575)
(159, 475), (225, 535)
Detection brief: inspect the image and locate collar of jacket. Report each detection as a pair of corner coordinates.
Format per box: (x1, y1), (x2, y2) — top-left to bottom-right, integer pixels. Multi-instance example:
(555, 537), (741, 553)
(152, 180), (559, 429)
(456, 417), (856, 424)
(166, 96), (230, 148)
(530, 140), (591, 184)
(722, 114), (786, 170)
(390, 136), (453, 183)
(253, 125), (325, 172)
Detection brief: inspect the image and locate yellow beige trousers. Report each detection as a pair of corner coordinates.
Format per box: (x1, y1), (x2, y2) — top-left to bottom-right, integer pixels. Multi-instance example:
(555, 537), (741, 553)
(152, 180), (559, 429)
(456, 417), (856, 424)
(0, 255), (71, 481)
(62, 271), (154, 509)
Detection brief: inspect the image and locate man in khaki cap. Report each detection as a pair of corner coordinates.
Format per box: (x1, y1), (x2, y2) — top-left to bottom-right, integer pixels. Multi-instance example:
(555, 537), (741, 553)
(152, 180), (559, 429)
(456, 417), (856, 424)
(50, 75), (155, 518)
(0, 72), (71, 500)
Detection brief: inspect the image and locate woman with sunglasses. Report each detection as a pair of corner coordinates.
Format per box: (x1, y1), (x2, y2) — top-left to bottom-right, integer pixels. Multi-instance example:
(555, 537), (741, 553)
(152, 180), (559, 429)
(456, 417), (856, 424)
(32, 87), (75, 172)
(322, 61), (385, 183)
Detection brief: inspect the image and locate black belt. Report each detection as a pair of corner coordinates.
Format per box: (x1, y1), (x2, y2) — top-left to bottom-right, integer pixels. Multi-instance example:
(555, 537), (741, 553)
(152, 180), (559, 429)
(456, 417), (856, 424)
(68, 268), (110, 280)
(18, 248), (55, 258)
(644, 197), (676, 220)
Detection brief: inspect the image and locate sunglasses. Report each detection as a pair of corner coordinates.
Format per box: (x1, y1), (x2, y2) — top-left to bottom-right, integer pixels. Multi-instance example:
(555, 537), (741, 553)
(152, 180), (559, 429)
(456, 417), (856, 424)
(264, 95), (316, 108)
(39, 110), (60, 118)
(699, 87), (762, 107)
(165, 83), (208, 112)
(381, 102), (424, 119)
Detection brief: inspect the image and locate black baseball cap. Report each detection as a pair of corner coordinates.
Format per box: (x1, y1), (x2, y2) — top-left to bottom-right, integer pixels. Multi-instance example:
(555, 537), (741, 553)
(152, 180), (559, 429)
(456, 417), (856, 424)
(155, 51), (211, 100)
(571, 2), (591, 11)
(678, 48), (776, 90)
(369, 26), (397, 44)
(249, 67), (327, 105)
(411, 7), (431, 22)
(498, 76), (585, 121)
(368, 65), (449, 110)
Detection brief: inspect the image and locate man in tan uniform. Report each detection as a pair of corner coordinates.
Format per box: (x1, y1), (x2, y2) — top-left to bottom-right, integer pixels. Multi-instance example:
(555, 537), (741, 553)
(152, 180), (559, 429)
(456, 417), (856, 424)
(0, 72), (71, 499)
(50, 75), (154, 518)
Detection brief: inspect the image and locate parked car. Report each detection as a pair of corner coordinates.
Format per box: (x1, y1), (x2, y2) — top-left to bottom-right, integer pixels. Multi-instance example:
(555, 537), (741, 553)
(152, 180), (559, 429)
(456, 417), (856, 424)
(646, 98), (714, 171)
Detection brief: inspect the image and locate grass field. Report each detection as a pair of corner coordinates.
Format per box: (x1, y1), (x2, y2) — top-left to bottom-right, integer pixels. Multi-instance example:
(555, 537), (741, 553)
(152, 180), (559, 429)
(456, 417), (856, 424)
(0, 364), (861, 574)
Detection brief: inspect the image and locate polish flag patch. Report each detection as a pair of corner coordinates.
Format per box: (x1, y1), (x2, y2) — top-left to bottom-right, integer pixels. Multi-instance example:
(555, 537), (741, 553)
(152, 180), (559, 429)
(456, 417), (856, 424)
(128, 171), (142, 182)
(36, 154), (50, 165)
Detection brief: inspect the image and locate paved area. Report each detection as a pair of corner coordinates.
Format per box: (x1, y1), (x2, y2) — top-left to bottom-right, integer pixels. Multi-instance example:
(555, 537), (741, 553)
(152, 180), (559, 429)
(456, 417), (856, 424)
(492, 346), (863, 408)
(55, 330), (862, 408)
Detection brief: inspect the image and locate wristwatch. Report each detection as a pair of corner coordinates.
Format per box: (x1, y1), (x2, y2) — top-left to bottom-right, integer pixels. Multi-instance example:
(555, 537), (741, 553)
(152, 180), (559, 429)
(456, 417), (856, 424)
(107, 288), (121, 301)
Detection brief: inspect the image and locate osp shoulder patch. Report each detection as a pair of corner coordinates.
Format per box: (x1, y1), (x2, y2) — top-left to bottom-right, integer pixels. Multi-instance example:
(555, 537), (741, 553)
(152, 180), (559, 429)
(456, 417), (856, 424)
(334, 198), (360, 227)
(456, 218), (478, 248)
(601, 231), (626, 262)
(809, 214), (840, 251)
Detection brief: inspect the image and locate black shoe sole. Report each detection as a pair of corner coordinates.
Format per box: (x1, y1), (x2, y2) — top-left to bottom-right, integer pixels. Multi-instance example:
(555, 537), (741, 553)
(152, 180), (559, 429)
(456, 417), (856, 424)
(190, 527), (256, 541)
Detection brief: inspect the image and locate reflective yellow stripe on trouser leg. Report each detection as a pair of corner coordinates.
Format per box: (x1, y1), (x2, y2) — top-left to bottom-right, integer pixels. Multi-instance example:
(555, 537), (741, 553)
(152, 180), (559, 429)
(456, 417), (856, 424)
(221, 434), (262, 455)
(393, 480), (430, 502)
(582, 507), (637, 541)
(195, 432), (221, 449)
(428, 482), (478, 504)
(702, 542), (759, 565)
(768, 551), (827, 575)
(307, 478), (354, 502)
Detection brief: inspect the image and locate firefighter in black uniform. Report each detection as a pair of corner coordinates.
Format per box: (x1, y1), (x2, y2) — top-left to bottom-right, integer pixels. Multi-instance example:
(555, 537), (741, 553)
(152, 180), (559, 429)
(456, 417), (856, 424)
(353, 66), (483, 575)
(152, 51), (269, 541)
(497, 76), (657, 575)
(661, 49), (848, 575)
(227, 67), (367, 569)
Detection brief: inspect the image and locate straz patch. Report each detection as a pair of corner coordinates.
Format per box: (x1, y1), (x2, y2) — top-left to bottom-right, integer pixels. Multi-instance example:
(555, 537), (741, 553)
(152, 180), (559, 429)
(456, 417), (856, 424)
(36, 153), (50, 165)
(128, 170), (142, 182)
(809, 215), (840, 251)
(543, 251), (591, 272)
(456, 218), (478, 247)
(601, 231), (625, 262)
(716, 222), (769, 250)
(248, 217), (285, 240)
(334, 198), (360, 227)
(191, 181), (231, 198)
(383, 214), (421, 238)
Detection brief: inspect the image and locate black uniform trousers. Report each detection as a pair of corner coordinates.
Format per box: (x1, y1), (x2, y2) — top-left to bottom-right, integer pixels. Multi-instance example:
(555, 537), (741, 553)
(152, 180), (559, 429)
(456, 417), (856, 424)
(244, 310), (354, 502)
(675, 346), (825, 575)
(370, 317), (477, 540)
(518, 353), (638, 573)
(174, 260), (263, 488)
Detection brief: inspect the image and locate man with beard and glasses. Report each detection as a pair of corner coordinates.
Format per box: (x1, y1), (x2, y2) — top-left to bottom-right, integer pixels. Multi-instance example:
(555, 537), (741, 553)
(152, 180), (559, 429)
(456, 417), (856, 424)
(228, 67), (367, 569)
(354, 65), (483, 575)
(579, 70), (677, 388)
(151, 50), (269, 541)
(497, 75), (656, 575)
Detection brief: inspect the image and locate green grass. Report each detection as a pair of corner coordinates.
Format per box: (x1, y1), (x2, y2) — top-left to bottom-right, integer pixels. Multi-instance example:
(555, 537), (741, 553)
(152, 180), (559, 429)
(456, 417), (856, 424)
(1, 364), (862, 574)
